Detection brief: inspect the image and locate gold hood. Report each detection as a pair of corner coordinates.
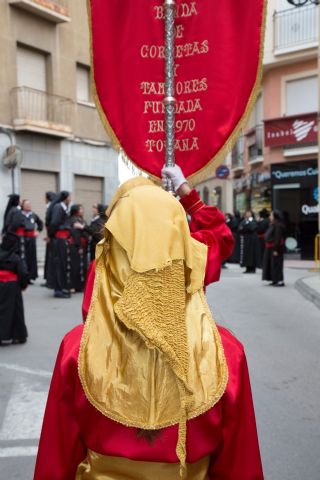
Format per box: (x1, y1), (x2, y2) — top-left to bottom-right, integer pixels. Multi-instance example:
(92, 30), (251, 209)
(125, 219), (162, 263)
(78, 181), (228, 476)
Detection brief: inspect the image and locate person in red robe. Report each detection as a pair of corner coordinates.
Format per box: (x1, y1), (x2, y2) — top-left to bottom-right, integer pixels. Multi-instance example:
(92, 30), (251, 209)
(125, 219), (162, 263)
(34, 168), (264, 480)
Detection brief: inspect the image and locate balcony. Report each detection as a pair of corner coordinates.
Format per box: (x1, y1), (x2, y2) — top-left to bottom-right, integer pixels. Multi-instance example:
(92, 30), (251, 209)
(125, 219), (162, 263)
(247, 125), (264, 165)
(231, 135), (245, 173)
(73, 102), (110, 143)
(11, 86), (73, 137)
(274, 5), (318, 55)
(9, 0), (70, 23)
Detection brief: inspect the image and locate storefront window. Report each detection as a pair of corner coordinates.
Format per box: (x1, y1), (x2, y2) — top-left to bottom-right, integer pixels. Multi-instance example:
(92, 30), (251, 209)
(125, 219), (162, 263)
(235, 192), (247, 216)
(271, 160), (318, 259)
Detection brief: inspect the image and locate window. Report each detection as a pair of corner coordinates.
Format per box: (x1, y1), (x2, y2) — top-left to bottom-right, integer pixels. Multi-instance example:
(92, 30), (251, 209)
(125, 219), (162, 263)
(203, 187), (209, 205)
(255, 94), (263, 126)
(17, 45), (47, 91)
(76, 64), (91, 103)
(286, 76), (318, 115)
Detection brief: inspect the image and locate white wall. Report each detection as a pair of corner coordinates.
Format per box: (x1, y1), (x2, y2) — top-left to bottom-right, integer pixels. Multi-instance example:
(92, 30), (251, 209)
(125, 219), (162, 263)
(60, 139), (119, 204)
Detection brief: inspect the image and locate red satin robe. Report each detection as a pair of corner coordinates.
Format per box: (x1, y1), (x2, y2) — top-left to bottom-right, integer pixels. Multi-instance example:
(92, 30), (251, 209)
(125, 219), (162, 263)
(34, 190), (264, 480)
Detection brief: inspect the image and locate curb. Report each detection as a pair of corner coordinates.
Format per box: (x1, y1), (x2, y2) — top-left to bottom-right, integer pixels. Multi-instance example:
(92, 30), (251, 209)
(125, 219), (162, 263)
(295, 277), (320, 310)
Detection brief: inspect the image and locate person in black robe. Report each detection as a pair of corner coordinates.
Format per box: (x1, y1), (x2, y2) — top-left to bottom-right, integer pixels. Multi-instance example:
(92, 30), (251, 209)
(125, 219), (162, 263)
(2, 194), (28, 261)
(43, 192), (57, 287)
(68, 204), (89, 293)
(47, 191), (72, 298)
(239, 211), (259, 273)
(262, 210), (286, 287)
(2, 194), (21, 234)
(0, 233), (29, 346)
(225, 213), (240, 263)
(87, 203), (108, 261)
(21, 200), (44, 283)
(257, 209), (270, 268)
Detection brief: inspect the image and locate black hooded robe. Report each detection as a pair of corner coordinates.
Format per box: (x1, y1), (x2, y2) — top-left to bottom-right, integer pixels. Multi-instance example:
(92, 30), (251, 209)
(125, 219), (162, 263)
(262, 223), (285, 284)
(68, 217), (89, 292)
(239, 219), (260, 270)
(47, 203), (71, 292)
(23, 212), (44, 280)
(0, 242), (29, 343)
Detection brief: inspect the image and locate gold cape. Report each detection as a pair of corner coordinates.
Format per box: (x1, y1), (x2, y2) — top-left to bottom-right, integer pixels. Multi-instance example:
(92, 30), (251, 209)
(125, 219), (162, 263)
(78, 180), (228, 476)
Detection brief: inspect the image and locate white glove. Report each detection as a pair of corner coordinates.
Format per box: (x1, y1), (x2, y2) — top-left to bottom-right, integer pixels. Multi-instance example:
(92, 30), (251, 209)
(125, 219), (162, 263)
(161, 165), (187, 192)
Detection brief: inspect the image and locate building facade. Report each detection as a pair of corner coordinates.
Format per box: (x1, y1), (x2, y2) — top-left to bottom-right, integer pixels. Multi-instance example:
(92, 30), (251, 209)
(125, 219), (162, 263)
(195, 0), (319, 259)
(232, 0), (319, 259)
(0, 0), (118, 235)
(195, 154), (233, 213)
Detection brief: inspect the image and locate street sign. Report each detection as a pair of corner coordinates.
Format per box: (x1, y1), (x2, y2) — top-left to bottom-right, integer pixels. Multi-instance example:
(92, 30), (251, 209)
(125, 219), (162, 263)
(215, 165), (230, 179)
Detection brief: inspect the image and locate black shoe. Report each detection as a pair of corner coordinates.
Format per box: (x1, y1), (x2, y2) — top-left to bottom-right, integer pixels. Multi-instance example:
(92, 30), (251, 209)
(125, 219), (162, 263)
(54, 290), (71, 299)
(273, 282), (285, 287)
(0, 340), (12, 347)
(12, 338), (27, 345)
(269, 282), (277, 286)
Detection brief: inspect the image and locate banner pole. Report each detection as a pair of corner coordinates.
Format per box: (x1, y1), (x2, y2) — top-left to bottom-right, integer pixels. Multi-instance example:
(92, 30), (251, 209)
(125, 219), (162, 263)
(164, 0), (176, 190)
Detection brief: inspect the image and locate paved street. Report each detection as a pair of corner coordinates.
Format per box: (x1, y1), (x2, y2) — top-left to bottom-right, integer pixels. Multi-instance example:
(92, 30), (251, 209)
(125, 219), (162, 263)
(0, 266), (319, 480)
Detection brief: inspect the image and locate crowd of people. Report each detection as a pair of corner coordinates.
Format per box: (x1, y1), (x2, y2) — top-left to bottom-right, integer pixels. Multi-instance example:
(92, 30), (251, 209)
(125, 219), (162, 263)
(0, 187), (287, 348)
(225, 208), (286, 287)
(0, 191), (108, 345)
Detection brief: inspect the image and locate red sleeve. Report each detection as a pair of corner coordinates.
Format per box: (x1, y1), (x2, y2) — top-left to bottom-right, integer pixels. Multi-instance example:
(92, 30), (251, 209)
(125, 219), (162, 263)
(33, 336), (86, 480)
(209, 333), (263, 479)
(180, 190), (234, 286)
(82, 260), (96, 321)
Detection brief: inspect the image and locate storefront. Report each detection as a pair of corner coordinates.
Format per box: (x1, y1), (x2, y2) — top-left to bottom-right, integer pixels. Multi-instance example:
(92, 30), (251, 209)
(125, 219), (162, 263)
(250, 169), (272, 213)
(271, 160), (319, 260)
(233, 169), (271, 215)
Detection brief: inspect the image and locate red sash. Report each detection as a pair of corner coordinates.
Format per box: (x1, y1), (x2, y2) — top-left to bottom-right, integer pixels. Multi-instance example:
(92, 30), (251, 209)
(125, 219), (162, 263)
(24, 230), (37, 238)
(266, 240), (284, 249)
(55, 230), (70, 240)
(0, 270), (18, 282)
(15, 227), (25, 237)
(80, 237), (88, 248)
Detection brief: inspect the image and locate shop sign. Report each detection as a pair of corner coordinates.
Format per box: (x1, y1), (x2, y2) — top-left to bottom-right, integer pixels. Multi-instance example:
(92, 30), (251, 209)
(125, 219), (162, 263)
(302, 187), (320, 216)
(272, 167), (318, 182)
(264, 113), (318, 148)
(301, 204), (319, 215)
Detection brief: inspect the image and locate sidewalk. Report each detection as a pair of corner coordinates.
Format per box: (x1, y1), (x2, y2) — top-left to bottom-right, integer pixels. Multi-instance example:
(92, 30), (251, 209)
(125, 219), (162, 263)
(295, 274), (320, 310)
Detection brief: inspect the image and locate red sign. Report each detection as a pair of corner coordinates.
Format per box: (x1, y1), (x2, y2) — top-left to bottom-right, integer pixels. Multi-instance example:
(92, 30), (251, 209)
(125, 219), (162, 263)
(264, 113), (318, 148)
(88, 0), (266, 184)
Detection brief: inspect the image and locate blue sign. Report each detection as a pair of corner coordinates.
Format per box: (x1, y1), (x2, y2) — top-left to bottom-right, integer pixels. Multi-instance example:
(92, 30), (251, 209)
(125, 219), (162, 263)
(314, 186), (319, 203)
(215, 165), (230, 179)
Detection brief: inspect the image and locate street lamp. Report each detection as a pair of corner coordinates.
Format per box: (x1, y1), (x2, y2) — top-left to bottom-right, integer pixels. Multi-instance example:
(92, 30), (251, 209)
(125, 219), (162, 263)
(287, 0), (319, 5)
(0, 127), (22, 194)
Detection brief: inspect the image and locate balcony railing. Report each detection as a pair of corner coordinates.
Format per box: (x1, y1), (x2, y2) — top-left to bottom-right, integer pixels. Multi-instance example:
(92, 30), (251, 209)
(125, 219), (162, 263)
(232, 135), (245, 171)
(11, 86), (73, 137)
(247, 125), (264, 163)
(274, 5), (318, 53)
(73, 103), (110, 143)
(9, 0), (69, 23)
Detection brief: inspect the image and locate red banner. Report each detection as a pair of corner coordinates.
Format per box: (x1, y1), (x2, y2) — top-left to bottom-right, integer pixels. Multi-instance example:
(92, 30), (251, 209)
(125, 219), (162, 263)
(264, 113), (318, 148)
(88, 0), (266, 183)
